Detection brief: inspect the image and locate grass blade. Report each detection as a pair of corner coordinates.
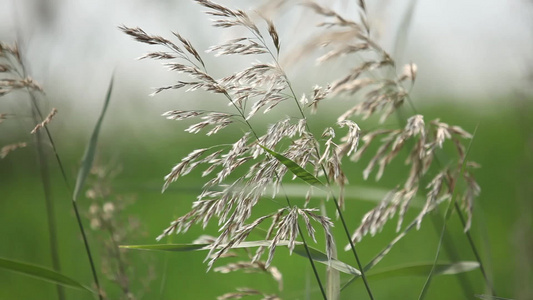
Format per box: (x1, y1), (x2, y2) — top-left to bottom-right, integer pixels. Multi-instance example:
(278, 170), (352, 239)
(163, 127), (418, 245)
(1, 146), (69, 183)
(259, 145), (325, 189)
(475, 295), (514, 300)
(120, 242), (361, 276)
(341, 218), (418, 291)
(0, 257), (94, 293)
(342, 261), (479, 289)
(73, 77), (114, 202)
(293, 245), (360, 276)
(393, 0), (419, 61)
(71, 76), (114, 300)
(120, 243), (210, 252)
(367, 261), (479, 280)
(120, 241), (300, 251)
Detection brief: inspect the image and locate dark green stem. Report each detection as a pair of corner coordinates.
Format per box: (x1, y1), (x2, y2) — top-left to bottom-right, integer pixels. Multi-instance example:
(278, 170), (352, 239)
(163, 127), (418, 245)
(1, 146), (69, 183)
(418, 196), (454, 299)
(19, 51), (102, 299)
(22, 64), (65, 300)
(298, 224), (328, 300)
(454, 202), (496, 295)
(280, 193), (326, 300)
(429, 213), (475, 297)
(330, 194), (374, 300)
(72, 202), (103, 300)
(32, 113), (65, 300)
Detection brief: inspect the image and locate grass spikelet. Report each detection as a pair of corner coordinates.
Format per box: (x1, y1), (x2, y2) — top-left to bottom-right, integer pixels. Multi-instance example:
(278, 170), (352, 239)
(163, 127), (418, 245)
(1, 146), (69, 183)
(31, 108), (58, 134)
(0, 142), (27, 159)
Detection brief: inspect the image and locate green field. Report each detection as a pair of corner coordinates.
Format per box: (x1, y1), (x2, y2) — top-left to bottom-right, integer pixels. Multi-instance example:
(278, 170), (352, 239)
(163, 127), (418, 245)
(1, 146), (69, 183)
(0, 97), (530, 299)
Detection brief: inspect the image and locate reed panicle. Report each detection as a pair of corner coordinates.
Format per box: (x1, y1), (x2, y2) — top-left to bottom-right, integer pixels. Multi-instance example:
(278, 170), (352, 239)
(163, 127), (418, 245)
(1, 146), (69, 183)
(122, 0), (480, 297)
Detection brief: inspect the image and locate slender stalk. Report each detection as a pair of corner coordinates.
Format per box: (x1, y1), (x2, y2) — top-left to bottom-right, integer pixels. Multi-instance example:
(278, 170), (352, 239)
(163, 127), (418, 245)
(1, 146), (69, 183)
(419, 126), (479, 299)
(158, 231), (174, 299)
(17, 50), (103, 300)
(277, 185), (327, 300)
(454, 202), (496, 295)
(429, 213), (475, 297)
(418, 193), (455, 299)
(298, 224), (328, 300)
(428, 126), (495, 296)
(32, 113), (65, 300)
(18, 52), (65, 300)
(404, 90), (493, 295)
(329, 194), (374, 300)
(73, 202), (103, 300)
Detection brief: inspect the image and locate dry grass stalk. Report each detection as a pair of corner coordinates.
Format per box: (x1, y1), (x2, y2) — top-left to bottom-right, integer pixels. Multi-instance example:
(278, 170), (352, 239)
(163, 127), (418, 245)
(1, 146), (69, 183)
(31, 108), (58, 134)
(0, 42), (43, 95)
(0, 41), (50, 160)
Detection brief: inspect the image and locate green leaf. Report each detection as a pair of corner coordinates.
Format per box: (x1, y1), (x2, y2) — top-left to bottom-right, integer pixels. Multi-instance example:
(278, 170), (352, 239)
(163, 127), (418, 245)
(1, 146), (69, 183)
(120, 241), (297, 252)
(326, 252), (340, 300)
(293, 245), (360, 276)
(0, 257), (94, 293)
(121, 241), (361, 275)
(259, 145), (325, 189)
(367, 261), (479, 280)
(342, 260), (479, 291)
(121, 243), (208, 252)
(342, 261), (479, 290)
(475, 295), (515, 300)
(73, 77), (114, 201)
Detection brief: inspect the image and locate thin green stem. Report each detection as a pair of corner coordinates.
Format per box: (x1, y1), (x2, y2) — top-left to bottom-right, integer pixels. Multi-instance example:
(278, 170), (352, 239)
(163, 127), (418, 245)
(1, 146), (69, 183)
(73, 202), (103, 300)
(418, 191), (454, 299)
(19, 52), (65, 300)
(18, 50), (103, 300)
(429, 128), (496, 296)
(429, 212), (475, 297)
(419, 126), (479, 299)
(158, 230), (174, 299)
(330, 194), (374, 300)
(32, 113), (65, 300)
(341, 218), (418, 291)
(454, 202), (496, 295)
(399, 79), (493, 296)
(279, 190), (326, 300)
(298, 224), (328, 300)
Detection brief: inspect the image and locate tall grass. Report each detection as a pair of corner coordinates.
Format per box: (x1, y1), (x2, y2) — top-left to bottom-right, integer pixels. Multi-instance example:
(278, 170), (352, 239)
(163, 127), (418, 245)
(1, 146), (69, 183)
(119, 0), (491, 299)
(1, 0), (518, 299)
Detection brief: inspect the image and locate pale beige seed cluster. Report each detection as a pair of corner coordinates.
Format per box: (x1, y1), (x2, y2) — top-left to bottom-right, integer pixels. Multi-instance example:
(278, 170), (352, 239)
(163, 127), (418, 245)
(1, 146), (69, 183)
(123, 0), (480, 282)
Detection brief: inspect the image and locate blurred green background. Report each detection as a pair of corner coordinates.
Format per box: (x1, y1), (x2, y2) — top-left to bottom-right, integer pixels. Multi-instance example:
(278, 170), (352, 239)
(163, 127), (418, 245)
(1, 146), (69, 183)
(0, 95), (531, 299)
(1, 0), (533, 299)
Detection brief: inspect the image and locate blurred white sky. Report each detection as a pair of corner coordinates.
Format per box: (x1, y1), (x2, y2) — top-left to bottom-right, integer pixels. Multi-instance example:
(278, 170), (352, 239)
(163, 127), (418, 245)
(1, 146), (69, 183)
(1, 0), (532, 115)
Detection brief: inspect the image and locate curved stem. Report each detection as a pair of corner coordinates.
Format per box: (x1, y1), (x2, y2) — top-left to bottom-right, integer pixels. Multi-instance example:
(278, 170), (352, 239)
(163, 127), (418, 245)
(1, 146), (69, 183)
(454, 202), (496, 295)
(73, 202), (103, 300)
